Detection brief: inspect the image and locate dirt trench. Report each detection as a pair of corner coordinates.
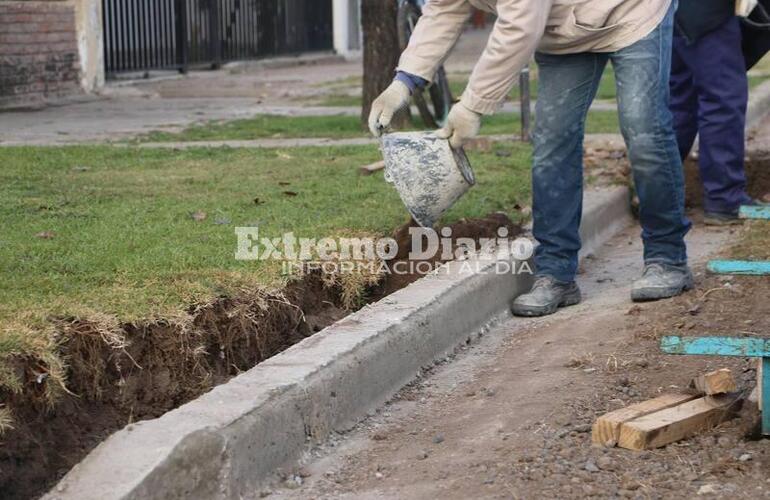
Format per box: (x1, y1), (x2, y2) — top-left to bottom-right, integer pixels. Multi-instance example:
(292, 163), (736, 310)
(0, 214), (521, 500)
(685, 155), (770, 208)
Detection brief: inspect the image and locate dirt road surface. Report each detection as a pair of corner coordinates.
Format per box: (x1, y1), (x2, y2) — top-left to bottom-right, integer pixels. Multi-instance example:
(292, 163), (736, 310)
(267, 223), (769, 499)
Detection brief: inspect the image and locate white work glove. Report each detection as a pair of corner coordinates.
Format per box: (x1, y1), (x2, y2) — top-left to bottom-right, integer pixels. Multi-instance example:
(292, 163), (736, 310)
(368, 80), (411, 137)
(736, 0), (758, 17)
(435, 103), (482, 149)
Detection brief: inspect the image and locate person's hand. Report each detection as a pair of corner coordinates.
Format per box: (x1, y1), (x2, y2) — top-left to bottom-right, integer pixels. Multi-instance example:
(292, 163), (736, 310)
(435, 103), (481, 149)
(368, 80), (411, 137)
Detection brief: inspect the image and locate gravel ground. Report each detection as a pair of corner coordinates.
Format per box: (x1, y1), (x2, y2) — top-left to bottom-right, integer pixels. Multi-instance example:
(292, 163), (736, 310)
(261, 222), (768, 500)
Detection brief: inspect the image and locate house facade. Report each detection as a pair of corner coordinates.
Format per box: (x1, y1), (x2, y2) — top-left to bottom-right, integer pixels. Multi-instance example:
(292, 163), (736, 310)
(0, 0), (361, 108)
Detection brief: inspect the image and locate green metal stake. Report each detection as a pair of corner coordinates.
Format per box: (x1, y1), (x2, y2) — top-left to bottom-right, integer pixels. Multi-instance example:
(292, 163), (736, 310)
(660, 335), (770, 436)
(762, 357), (769, 436)
(707, 260), (770, 275)
(739, 205), (770, 220)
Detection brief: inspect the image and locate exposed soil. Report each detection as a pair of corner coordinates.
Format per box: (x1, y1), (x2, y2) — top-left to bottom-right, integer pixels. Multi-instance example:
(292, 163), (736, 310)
(1, 276), (346, 500)
(583, 143), (631, 188)
(581, 136), (770, 209)
(273, 224), (769, 500)
(685, 156), (770, 208)
(374, 213), (522, 296)
(0, 213), (519, 500)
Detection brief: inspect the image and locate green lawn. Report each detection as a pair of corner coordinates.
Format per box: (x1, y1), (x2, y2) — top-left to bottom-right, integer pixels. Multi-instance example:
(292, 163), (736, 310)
(141, 111), (620, 143)
(314, 66), (770, 107)
(140, 114), (368, 142)
(0, 142), (532, 335)
(482, 110), (618, 136)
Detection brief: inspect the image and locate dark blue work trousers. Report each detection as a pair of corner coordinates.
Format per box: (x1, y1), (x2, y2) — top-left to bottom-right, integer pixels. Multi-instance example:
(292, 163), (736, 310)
(671, 17), (752, 214)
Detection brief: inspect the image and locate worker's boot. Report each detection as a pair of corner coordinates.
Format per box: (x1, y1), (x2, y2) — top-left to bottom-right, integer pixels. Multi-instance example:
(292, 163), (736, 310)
(704, 198), (770, 226)
(631, 263), (693, 302)
(511, 275), (581, 317)
(703, 210), (744, 226)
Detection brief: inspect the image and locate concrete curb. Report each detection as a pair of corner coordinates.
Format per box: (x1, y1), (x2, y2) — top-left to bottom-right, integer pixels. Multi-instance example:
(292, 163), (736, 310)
(579, 187), (634, 260)
(45, 187), (631, 500)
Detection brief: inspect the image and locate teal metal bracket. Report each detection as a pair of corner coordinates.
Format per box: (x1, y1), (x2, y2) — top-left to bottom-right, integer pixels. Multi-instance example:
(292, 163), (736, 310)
(661, 335), (770, 436)
(707, 260), (770, 275)
(740, 205), (770, 220)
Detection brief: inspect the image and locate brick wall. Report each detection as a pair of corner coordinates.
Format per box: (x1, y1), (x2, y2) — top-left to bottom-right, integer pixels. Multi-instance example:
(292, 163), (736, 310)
(0, 1), (81, 108)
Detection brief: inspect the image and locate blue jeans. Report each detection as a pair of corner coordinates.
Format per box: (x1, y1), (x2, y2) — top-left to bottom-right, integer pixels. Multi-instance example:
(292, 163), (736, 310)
(532, 3), (691, 283)
(671, 17), (751, 215)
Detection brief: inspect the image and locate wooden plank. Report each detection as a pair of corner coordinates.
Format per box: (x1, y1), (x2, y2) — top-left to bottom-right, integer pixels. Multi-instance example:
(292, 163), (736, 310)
(690, 368), (737, 395)
(707, 260), (770, 276)
(739, 205), (770, 220)
(618, 394), (740, 450)
(591, 393), (698, 447)
(660, 336), (770, 357)
(359, 160), (385, 176)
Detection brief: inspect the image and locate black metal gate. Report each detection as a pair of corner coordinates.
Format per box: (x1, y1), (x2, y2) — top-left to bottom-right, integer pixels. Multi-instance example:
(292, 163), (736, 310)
(103, 0), (334, 77)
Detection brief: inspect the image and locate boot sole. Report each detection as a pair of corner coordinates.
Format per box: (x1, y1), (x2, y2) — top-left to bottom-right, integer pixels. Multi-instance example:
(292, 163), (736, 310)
(703, 217), (742, 226)
(630, 277), (694, 302)
(511, 290), (582, 317)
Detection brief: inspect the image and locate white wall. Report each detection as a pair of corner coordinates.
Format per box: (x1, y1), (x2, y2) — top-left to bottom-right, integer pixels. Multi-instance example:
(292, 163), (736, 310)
(333, 0), (361, 58)
(75, 0), (105, 91)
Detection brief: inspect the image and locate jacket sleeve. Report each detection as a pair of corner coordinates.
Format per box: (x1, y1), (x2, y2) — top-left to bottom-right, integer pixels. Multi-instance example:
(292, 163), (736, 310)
(396, 0), (474, 83)
(462, 0), (552, 114)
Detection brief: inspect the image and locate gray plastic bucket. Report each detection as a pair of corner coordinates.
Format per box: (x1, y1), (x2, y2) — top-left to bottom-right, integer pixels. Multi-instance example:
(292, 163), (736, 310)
(380, 131), (476, 228)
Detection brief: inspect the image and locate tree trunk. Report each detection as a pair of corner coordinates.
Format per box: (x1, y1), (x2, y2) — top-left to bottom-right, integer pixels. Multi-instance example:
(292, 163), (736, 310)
(360, 0), (410, 128)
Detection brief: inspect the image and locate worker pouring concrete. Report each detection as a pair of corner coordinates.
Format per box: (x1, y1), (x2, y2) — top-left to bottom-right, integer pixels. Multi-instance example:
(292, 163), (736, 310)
(369, 0), (693, 317)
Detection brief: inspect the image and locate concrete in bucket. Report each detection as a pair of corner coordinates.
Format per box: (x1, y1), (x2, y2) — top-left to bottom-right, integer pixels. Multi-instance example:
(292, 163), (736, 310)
(380, 131), (476, 228)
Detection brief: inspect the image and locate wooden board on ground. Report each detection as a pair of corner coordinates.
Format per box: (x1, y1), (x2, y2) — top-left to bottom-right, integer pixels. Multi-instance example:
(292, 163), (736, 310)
(617, 394), (740, 450)
(690, 368), (737, 395)
(359, 160), (385, 176)
(591, 393), (698, 447)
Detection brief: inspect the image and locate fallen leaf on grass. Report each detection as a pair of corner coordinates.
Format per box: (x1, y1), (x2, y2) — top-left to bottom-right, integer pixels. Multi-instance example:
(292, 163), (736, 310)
(190, 210), (207, 221)
(35, 231), (56, 239)
(278, 181), (291, 186)
(282, 191), (298, 197)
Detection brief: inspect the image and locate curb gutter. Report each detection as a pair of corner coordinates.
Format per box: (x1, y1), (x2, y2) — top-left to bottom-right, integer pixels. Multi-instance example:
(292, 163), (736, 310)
(46, 187), (632, 500)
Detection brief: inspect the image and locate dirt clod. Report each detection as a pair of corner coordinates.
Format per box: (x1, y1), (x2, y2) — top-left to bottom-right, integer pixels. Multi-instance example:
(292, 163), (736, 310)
(373, 213), (522, 297)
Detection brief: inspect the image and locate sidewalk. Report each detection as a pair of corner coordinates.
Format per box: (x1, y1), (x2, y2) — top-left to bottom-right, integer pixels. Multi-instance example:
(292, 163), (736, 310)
(0, 28), (487, 146)
(2, 26), (768, 147)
